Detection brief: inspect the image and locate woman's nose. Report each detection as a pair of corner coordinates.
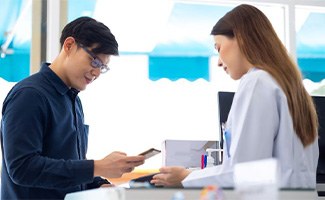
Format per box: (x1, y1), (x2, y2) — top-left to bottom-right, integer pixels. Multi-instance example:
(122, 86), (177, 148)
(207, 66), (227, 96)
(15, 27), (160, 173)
(218, 57), (223, 67)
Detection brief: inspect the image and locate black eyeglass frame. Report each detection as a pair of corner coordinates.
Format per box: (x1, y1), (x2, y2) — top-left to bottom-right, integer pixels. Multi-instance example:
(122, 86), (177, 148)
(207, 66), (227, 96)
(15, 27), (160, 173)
(78, 43), (110, 73)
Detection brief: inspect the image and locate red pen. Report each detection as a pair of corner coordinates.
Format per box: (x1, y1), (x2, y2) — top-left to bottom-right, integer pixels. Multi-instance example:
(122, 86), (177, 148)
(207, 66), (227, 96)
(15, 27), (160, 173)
(201, 154), (205, 169)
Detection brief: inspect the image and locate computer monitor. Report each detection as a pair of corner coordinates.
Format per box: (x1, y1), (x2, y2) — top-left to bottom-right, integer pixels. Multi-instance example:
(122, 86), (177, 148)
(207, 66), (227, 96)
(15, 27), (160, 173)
(314, 96), (325, 184)
(217, 91), (234, 151)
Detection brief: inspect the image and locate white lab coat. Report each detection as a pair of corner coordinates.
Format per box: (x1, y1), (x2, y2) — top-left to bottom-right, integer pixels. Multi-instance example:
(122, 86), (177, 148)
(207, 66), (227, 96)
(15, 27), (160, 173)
(182, 68), (319, 188)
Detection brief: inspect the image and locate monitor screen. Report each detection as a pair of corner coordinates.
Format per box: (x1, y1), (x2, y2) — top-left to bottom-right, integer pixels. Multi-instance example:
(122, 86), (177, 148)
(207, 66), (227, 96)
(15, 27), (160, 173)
(217, 91), (234, 150)
(314, 96), (325, 183)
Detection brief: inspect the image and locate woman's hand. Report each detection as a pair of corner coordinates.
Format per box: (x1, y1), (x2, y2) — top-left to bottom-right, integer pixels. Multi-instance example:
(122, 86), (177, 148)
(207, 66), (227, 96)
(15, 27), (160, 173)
(151, 166), (191, 187)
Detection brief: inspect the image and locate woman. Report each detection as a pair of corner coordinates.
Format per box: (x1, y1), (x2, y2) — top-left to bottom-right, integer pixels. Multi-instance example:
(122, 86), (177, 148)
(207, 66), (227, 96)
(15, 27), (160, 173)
(151, 4), (319, 188)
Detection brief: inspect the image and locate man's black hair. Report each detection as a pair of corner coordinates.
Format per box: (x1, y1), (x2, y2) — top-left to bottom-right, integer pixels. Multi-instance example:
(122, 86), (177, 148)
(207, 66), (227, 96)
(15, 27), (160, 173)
(60, 16), (118, 55)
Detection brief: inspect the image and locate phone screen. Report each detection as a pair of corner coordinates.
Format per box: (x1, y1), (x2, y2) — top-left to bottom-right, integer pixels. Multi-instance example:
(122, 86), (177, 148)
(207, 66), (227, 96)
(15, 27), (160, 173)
(139, 148), (161, 159)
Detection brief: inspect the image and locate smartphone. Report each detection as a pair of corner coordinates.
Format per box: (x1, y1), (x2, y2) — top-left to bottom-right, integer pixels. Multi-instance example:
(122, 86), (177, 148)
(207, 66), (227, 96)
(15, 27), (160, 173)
(139, 148), (161, 159)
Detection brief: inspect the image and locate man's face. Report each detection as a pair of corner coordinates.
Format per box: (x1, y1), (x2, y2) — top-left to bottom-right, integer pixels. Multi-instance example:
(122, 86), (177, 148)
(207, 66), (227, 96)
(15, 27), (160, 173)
(63, 40), (111, 91)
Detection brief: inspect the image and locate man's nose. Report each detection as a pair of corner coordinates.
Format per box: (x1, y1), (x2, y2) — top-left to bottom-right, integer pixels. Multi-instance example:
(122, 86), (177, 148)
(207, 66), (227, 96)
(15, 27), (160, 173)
(91, 68), (101, 78)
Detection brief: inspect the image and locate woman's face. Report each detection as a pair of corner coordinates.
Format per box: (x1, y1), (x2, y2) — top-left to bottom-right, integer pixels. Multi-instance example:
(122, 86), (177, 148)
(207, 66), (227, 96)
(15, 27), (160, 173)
(213, 35), (252, 80)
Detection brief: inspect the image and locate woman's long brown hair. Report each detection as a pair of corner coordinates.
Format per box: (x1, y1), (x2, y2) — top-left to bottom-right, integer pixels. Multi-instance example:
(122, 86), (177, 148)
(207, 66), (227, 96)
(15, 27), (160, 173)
(211, 4), (318, 147)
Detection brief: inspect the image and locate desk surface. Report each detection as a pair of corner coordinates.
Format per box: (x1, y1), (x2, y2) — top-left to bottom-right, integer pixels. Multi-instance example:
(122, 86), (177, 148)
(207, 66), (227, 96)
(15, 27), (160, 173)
(65, 187), (318, 200)
(125, 188), (318, 200)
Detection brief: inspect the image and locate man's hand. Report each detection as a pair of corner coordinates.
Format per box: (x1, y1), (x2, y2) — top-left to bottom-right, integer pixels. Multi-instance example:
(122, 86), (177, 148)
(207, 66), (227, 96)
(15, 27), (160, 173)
(94, 151), (145, 178)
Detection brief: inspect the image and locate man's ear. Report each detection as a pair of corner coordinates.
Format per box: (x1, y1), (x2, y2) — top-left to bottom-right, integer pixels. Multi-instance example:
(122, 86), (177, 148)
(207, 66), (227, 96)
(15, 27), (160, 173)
(63, 37), (76, 53)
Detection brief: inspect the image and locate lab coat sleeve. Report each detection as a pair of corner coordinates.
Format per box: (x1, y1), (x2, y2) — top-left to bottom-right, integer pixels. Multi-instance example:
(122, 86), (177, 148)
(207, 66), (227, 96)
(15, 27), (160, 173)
(182, 164), (234, 188)
(229, 74), (280, 164)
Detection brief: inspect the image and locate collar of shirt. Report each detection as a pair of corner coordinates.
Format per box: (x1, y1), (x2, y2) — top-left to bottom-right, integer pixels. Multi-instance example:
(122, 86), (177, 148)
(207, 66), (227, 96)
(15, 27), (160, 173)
(40, 62), (79, 98)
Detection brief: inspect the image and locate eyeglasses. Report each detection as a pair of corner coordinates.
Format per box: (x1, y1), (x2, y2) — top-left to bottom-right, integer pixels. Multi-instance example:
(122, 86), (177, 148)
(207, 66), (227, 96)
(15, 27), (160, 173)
(78, 43), (109, 73)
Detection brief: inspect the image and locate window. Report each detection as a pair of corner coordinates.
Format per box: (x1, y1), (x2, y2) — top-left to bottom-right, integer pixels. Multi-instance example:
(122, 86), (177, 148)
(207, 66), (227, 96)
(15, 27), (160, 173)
(296, 6), (325, 89)
(0, 0), (31, 81)
(1, 0), (325, 170)
(70, 1), (303, 170)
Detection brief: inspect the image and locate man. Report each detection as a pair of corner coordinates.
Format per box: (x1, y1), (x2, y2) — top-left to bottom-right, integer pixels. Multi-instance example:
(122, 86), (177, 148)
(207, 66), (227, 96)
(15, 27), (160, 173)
(1, 16), (145, 199)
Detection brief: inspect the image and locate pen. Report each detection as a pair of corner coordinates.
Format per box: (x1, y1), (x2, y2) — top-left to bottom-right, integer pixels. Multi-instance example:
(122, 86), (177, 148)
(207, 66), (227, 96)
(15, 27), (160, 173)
(224, 130), (231, 158)
(201, 154), (205, 169)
